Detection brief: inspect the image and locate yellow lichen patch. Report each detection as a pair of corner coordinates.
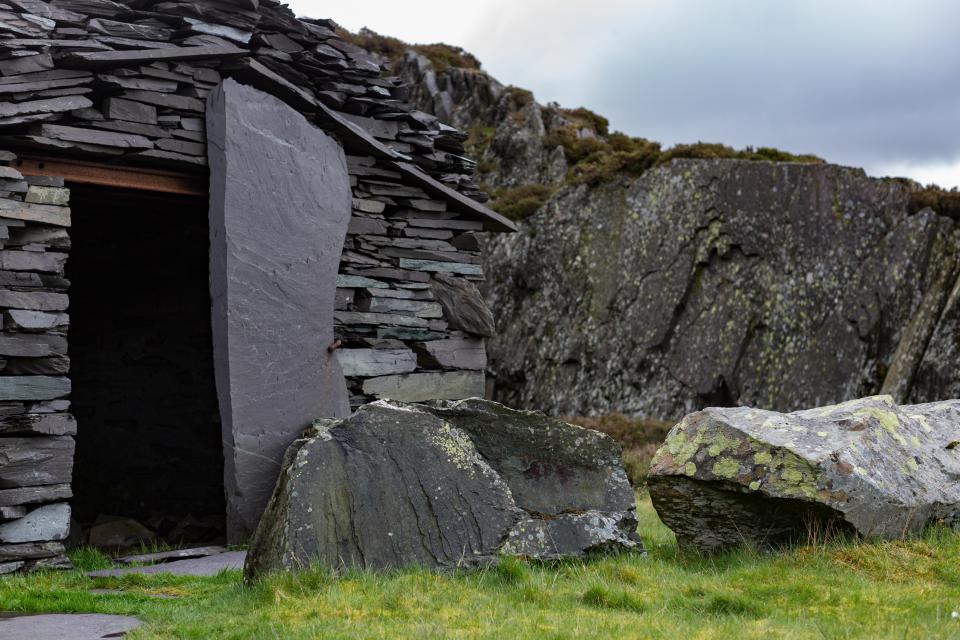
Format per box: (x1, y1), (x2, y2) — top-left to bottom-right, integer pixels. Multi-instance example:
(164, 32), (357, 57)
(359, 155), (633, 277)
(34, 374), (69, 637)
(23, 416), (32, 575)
(910, 414), (934, 433)
(706, 429), (742, 457)
(683, 461), (697, 476)
(753, 451), (773, 466)
(429, 423), (479, 473)
(711, 458), (740, 479)
(816, 394), (895, 417)
(853, 406), (901, 435)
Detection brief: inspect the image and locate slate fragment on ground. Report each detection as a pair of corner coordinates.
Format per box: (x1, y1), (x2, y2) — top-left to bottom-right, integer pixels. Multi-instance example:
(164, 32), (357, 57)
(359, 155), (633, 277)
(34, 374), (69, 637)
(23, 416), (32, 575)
(647, 395), (960, 551)
(244, 399), (640, 579)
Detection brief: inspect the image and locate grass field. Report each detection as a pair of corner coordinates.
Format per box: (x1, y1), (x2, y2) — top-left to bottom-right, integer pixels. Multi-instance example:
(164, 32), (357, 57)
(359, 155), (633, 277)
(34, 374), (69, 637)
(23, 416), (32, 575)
(1, 494), (959, 639)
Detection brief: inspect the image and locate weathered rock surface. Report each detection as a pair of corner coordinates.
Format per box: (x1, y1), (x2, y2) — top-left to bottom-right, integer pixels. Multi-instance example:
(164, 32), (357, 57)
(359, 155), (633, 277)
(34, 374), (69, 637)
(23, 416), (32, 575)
(245, 399), (639, 579)
(391, 42), (960, 420)
(647, 395), (960, 551)
(484, 161), (960, 418)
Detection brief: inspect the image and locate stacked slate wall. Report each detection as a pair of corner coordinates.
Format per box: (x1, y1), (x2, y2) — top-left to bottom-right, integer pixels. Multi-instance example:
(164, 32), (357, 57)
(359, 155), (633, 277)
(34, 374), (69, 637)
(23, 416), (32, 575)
(337, 152), (492, 406)
(0, 151), (72, 573)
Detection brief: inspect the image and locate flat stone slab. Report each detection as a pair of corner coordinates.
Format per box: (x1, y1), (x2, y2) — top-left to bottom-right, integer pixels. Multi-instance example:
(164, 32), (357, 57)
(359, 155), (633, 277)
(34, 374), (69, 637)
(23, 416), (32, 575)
(88, 550), (246, 577)
(0, 613), (142, 639)
(115, 545), (228, 565)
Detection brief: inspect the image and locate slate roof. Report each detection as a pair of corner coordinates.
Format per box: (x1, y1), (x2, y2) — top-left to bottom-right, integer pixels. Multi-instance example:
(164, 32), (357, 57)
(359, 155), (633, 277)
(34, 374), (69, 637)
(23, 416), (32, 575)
(0, 0), (516, 231)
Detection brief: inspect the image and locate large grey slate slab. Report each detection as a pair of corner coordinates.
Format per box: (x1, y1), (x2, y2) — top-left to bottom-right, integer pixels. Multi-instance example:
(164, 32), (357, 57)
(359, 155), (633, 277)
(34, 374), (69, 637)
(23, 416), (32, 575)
(0, 613), (142, 639)
(89, 550), (246, 577)
(207, 79), (352, 543)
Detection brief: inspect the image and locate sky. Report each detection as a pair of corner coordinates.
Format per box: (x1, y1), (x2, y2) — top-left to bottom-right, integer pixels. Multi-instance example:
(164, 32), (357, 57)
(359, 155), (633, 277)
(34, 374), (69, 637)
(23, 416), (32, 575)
(288, 0), (960, 188)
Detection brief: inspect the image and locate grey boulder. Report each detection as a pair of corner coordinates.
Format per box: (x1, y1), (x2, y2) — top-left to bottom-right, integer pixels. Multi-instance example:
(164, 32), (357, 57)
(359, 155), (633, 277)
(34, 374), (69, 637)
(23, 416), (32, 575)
(245, 399), (639, 579)
(647, 395), (960, 552)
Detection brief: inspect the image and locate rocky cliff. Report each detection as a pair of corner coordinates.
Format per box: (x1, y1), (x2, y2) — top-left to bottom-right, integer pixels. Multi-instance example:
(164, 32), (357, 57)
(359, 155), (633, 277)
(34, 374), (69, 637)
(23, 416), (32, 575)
(356, 32), (960, 419)
(485, 161), (959, 418)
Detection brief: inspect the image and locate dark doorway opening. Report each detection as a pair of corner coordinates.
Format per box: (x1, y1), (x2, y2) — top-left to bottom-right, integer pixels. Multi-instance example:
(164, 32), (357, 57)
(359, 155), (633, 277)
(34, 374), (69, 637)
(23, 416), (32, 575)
(68, 184), (225, 545)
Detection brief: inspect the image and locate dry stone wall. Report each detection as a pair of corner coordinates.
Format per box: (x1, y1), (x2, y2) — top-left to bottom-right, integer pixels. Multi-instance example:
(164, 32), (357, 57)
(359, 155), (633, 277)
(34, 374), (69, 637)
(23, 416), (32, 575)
(0, 154), (72, 573)
(336, 156), (491, 406)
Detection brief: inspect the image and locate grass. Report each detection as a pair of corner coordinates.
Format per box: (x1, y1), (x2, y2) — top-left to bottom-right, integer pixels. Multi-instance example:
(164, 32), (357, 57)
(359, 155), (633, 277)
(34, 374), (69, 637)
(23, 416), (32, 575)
(2, 494), (959, 639)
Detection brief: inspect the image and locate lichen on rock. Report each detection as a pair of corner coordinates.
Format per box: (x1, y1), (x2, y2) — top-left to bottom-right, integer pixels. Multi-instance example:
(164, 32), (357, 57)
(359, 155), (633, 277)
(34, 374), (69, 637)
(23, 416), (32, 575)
(244, 399), (641, 580)
(647, 395), (960, 552)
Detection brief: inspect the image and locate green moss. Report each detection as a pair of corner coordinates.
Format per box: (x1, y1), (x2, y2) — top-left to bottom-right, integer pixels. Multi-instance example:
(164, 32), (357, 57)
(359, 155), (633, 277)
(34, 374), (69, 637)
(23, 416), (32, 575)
(773, 452), (818, 499)
(429, 423), (479, 473)
(465, 123), (496, 157)
(488, 184), (555, 221)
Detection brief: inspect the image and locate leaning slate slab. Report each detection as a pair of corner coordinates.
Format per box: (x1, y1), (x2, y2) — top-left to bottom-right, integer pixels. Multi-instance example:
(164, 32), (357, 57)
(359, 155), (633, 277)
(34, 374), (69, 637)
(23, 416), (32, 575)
(207, 79), (352, 542)
(244, 399), (640, 579)
(647, 395), (960, 552)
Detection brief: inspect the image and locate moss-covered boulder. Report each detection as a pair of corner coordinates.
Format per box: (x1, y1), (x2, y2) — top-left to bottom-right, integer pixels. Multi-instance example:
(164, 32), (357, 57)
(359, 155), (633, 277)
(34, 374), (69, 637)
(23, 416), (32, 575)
(244, 399), (640, 579)
(647, 395), (960, 551)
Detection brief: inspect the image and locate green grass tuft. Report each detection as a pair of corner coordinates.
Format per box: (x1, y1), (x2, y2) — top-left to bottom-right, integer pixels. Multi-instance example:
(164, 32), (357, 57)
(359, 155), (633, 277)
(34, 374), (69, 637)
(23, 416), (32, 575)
(581, 584), (646, 612)
(68, 547), (113, 572)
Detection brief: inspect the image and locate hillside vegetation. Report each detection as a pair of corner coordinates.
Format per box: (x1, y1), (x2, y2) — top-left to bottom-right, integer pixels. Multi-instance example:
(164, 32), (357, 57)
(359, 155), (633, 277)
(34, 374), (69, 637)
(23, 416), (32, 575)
(352, 28), (959, 223)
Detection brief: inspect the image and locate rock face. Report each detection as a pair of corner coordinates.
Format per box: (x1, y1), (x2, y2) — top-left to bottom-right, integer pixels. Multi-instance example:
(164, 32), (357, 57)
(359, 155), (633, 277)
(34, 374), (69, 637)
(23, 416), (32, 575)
(647, 395), (960, 552)
(484, 161), (960, 418)
(244, 399), (639, 579)
(390, 43), (960, 420)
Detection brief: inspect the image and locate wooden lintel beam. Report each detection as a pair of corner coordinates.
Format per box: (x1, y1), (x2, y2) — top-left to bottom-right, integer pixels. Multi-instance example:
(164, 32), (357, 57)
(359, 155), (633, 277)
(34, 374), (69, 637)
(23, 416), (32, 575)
(12, 155), (208, 197)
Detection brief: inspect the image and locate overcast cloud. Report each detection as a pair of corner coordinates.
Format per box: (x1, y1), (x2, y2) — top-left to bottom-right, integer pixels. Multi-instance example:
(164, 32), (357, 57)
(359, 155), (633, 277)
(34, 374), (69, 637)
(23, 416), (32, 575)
(289, 0), (960, 188)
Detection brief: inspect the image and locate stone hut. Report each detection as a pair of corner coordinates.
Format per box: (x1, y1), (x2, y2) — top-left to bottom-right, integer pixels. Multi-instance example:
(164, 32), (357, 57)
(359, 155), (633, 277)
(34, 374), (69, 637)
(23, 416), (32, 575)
(0, 0), (516, 572)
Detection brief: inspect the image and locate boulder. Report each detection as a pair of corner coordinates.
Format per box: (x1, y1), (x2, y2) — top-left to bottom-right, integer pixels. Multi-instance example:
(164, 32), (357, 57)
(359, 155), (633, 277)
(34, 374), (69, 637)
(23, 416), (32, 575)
(245, 399), (639, 579)
(87, 516), (155, 550)
(647, 395), (960, 552)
